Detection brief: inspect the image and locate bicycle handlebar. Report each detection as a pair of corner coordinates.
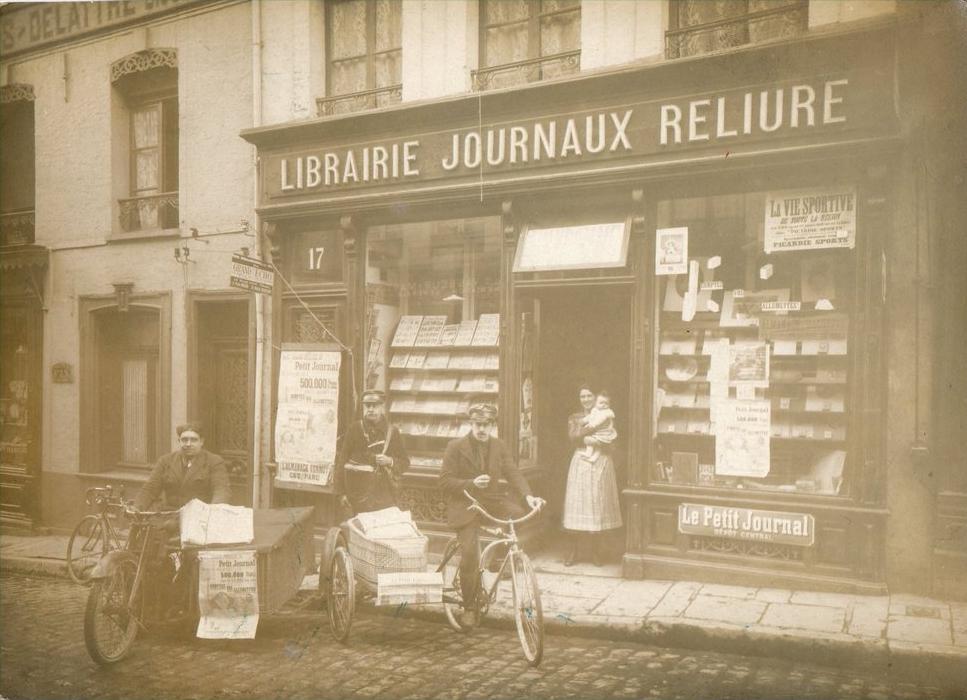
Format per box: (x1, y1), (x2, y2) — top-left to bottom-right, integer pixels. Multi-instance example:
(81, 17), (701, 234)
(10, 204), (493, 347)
(122, 504), (181, 520)
(462, 490), (543, 527)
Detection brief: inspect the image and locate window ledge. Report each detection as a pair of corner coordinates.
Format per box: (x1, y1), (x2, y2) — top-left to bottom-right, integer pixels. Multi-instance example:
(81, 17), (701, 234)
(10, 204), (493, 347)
(108, 227), (181, 244)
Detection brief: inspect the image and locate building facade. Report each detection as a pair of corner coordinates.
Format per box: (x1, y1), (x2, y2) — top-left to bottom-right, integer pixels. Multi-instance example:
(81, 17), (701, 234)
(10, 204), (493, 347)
(2, 0), (965, 601)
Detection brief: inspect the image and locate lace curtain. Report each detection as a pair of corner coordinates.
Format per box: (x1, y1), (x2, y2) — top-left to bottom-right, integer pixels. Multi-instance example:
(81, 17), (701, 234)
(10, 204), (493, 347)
(674, 0), (805, 58)
(329, 0), (401, 99)
(480, 0), (580, 88)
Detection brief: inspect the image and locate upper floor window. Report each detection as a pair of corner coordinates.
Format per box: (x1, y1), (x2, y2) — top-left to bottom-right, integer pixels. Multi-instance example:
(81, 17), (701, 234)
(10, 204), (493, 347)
(0, 84), (36, 247)
(112, 49), (179, 233)
(475, 0), (581, 91)
(320, 0), (402, 116)
(666, 0), (807, 59)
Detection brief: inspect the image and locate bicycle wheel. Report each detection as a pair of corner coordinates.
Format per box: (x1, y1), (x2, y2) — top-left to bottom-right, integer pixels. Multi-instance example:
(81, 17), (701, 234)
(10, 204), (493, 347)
(67, 515), (105, 584)
(440, 538), (469, 632)
(84, 556), (140, 665)
(510, 551), (543, 666)
(327, 545), (355, 643)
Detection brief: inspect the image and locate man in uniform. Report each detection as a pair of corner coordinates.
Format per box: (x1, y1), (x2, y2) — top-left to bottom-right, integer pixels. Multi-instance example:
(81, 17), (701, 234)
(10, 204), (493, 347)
(334, 389), (410, 515)
(439, 401), (544, 628)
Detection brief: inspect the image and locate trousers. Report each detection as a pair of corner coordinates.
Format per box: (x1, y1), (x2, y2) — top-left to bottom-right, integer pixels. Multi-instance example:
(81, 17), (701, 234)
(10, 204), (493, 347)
(455, 495), (527, 607)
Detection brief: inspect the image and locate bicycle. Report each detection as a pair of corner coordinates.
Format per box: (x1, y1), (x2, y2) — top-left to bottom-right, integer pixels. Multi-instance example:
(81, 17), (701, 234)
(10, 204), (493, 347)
(83, 505), (184, 664)
(84, 503), (317, 666)
(66, 486), (129, 584)
(437, 491), (544, 666)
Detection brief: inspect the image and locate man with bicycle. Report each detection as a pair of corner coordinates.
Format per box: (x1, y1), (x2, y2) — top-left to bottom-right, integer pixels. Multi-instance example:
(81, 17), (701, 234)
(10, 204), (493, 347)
(440, 401), (544, 629)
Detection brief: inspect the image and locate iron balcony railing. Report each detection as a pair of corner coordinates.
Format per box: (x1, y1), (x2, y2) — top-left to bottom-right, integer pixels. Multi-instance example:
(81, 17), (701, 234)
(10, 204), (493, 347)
(665, 2), (807, 59)
(472, 50), (581, 92)
(118, 192), (179, 233)
(0, 208), (35, 247)
(316, 84), (403, 117)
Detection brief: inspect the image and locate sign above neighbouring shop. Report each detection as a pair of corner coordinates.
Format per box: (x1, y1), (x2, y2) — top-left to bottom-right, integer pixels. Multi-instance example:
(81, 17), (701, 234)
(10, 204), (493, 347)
(230, 254), (274, 295)
(0, 0), (206, 58)
(678, 502), (815, 546)
(261, 70), (892, 204)
(513, 221), (629, 272)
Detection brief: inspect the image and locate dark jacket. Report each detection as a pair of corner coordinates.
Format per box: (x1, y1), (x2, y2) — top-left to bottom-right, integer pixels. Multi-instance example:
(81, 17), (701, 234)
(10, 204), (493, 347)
(135, 449), (232, 510)
(439, 434), (531, 528)
(333, 419), (409, 513)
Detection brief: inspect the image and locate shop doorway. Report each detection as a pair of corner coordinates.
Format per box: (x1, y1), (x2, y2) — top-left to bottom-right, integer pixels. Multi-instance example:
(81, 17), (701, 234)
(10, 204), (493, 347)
(531, 285), (631, 561)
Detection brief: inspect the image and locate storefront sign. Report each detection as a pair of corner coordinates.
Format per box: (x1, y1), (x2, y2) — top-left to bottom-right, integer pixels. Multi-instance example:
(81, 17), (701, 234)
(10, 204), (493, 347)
(764, 187), (857, 252)
(678, 503), (815, 546)
(275, 348), (341, 488)
(0, 0), (204, 57)
(196, 549), (259, 639)
(230, 254), (274, 294)
(262, 73), (888, 202)
(513, 221), (629, 272)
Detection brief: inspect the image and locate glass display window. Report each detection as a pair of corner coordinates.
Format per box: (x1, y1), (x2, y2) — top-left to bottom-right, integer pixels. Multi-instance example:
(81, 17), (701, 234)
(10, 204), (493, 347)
(365, 216), (501, 470)
(653, 188), (856, 497)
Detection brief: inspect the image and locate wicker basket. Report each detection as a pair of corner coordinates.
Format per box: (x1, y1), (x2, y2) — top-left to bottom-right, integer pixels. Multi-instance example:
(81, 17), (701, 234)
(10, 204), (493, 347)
(346, 517), (427, 586)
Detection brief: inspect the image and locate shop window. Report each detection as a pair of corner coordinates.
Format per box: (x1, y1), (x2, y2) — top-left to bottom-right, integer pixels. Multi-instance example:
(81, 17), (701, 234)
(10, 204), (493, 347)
(474, 0), (581, 91)
(652, 189), (856, 497)
(112, 49), (179, 233)
(319, 0), (402, 116)
(0, 84), (36, 247)
(665, 0), (807, 59)
(94, 309), (162, 470)
(365, 217), (501, 470)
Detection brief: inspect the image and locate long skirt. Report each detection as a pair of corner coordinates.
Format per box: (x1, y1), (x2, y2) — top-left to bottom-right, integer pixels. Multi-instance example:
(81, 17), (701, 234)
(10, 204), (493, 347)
(561, 449), (623, 532)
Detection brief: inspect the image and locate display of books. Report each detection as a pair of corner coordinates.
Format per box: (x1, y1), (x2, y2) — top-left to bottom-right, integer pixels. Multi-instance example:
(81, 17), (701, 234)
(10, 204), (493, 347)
(660, 336), (698, 355)
(437, 324), (459, 346)
(424, 352), (451, 369)
(471, 314), (500, 346)
(414, 315), (447, 347)
(390, 375), (416, 392)
(657, 283), (850, 493)
(406, 351), (427, 369)
(389, 313), (500, 468)
(392, 316), (424, 347)
(454, 320), (478, 346)
(389, 353), (410, 369)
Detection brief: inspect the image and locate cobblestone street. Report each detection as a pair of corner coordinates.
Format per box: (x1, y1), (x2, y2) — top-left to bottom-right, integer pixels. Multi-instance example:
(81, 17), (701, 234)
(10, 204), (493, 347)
(1, 572), (961, 700)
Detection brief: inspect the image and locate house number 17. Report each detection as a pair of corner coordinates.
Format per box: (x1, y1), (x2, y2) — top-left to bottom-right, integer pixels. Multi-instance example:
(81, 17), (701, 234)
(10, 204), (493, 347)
(307, 247), (325, 270)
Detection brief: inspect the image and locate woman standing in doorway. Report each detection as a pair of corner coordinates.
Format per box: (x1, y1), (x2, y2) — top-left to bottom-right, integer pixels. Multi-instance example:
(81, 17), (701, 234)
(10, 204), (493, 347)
(562, 385), (623, 566)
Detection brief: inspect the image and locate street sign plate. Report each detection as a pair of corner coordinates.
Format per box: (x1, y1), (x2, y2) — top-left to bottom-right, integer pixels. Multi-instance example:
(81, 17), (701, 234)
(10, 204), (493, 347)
(231, 254), (274, 294)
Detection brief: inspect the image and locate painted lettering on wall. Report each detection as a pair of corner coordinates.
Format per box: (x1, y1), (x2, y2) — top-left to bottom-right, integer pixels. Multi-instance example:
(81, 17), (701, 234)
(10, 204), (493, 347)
(1, 0), (198, 56)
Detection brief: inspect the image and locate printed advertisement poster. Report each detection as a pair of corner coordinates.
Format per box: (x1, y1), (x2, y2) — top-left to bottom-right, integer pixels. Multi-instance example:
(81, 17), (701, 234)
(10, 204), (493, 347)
(714, 399), (771, 478)
(275, 349), (341, 487)
(655, 227), (688, 276)
(729, 342), (770, 388)
(196, 550), (259, 639)
(764, 187), (856, 253)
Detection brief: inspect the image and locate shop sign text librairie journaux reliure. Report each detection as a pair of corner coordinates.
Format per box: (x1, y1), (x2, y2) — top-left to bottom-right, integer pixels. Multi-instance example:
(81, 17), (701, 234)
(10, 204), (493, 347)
(678, 503), (815, 547)
(265, 70), (892, 200)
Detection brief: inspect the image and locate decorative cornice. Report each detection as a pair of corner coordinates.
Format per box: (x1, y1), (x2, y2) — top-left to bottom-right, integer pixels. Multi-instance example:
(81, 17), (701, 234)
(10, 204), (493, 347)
(111, 48), (177, 83)
(0, 84), (35, 104)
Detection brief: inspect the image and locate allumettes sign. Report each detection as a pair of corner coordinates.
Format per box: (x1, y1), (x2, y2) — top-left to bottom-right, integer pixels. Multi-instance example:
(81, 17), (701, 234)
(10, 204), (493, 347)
(262, 67), (892, 203)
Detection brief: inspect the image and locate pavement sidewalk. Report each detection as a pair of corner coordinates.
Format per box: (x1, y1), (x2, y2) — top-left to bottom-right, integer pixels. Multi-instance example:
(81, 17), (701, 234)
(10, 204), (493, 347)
(3, 531), (965, 688)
